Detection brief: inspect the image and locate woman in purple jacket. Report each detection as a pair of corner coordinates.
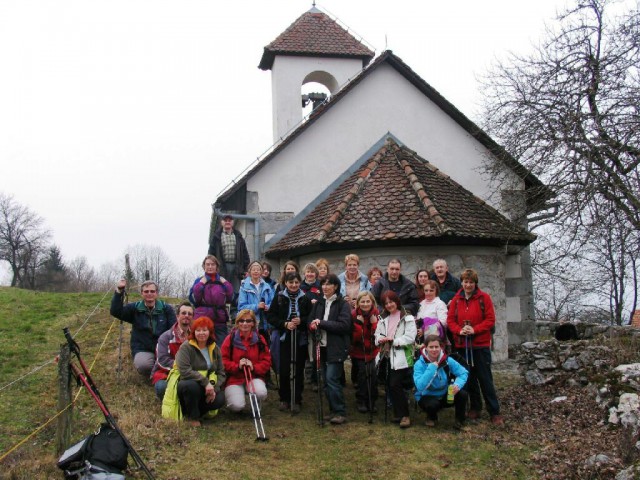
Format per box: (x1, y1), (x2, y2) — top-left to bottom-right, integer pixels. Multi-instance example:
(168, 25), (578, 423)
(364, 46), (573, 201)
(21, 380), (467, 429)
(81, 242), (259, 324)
(189, 255), (234, 346)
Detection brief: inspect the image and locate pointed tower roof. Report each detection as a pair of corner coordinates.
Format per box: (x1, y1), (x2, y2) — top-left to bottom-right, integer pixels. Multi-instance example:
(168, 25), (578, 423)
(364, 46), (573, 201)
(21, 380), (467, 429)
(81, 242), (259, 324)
(265, 138), (535, 256)
(258, 7), (375, 70)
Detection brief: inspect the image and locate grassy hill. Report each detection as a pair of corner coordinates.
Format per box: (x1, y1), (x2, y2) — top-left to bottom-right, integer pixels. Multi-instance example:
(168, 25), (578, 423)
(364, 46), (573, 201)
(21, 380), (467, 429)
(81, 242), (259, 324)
(0, 287), (534, 479)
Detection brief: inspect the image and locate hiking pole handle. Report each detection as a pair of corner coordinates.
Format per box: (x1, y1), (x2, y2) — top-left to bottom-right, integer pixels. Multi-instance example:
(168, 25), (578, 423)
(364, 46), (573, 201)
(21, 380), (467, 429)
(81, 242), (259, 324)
(63, 327), (80, 356)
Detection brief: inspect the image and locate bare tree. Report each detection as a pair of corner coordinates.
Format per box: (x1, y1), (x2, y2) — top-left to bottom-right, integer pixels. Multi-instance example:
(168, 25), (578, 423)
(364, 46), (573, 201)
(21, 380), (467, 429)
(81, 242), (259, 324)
(481, 0), (639, 322)
(95, 259), (123, 291)
(481, 0), (639, 231)
(583, 199), (639, 324)
(174, 263), (202, 299)
(126, 244), (177, 295)
(0, 193), (51, 288)
(67, 256), (97, 292)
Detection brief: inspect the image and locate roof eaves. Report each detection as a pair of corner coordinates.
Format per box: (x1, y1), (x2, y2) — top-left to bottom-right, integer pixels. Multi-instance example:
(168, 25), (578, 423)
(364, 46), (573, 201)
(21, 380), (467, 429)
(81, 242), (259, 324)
(383, 54), (551, 203)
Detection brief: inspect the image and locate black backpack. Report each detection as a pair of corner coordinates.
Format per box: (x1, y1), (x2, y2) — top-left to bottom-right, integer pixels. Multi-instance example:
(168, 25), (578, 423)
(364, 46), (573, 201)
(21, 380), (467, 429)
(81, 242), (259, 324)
(443, 351), (470, 381)
(58, 423), (128, 479)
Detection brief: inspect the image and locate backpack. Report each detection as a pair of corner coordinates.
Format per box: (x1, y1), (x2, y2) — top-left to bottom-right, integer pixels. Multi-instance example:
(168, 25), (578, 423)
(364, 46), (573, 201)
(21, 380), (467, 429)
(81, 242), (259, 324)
(57, 423), (128, 479)
(420, 317), (446, 341)
(443, 351), (470, 381)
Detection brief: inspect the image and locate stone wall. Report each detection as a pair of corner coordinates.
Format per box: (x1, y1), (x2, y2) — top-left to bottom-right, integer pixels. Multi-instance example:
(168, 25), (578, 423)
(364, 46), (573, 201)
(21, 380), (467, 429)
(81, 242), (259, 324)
(510, 325), (640, 385)
(511, 329), (640, 474)
(288, 245), (513, 361)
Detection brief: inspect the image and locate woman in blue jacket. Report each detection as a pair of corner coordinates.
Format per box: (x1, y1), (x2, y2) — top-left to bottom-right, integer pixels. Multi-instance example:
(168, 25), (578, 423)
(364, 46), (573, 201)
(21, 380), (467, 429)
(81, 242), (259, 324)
(413, 334), (468, 429)
(238, 261), (275, 336)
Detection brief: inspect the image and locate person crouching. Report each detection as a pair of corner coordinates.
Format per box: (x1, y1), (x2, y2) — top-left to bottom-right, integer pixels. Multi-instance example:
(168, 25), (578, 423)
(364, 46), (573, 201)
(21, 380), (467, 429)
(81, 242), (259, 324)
(175, 316), (226, 427)
(221, 309), (271, 412)
(413, 335), (468, 429)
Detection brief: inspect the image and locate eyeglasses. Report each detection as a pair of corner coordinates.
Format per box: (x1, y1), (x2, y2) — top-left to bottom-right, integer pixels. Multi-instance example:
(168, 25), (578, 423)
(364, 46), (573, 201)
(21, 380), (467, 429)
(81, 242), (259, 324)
(237, 319), (254, 324)
(142, 290), (157, 294)
(179, 311), (194, 316)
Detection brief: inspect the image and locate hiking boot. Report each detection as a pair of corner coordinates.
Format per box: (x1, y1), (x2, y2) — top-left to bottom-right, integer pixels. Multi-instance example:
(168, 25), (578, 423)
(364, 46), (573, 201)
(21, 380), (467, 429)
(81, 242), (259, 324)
(399, 416), (411, 428)
(467, 410), (481, 420)
(291, 403), (301, 414)
(278, 402), (290, 412)
(187, 420), (202, 427)
(357, 403), (368, 413)
(330, 415), (346, 425)
(490, 415), (504, 426)
(453, 421), (467, 431)
(424, 419), (437, 428)
(391, 417), (402, 424)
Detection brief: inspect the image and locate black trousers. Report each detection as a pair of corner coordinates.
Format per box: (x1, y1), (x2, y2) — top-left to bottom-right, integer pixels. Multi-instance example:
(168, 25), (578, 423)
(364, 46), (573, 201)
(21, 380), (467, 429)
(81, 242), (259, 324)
(353, 358), (378, 408)
(177, 380), (225, 420)
(279, 338), (306, 405)
(418, 390), (468, 423)
(456, 347), (500, 416)
(388, 367), (413, 418)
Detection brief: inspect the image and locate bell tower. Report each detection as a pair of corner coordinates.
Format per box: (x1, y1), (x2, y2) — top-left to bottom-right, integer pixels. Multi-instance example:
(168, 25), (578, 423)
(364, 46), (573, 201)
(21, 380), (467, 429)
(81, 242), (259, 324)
(258, 7), (374, 143)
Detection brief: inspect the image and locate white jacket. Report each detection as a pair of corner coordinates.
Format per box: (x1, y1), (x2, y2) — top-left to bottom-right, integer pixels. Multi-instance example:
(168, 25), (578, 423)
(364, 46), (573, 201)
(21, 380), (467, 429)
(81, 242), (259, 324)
(374, 312), (416, 370)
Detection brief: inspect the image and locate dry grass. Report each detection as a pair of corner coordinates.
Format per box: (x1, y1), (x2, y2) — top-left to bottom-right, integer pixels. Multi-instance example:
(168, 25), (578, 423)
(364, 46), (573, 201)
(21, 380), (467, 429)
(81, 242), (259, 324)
(0, 288), (535, 480)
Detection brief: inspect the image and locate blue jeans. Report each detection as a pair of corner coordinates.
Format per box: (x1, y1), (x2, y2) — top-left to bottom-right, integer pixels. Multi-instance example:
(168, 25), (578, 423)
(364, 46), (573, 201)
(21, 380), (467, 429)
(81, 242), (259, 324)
(154, 379), (167, 400)
(322, 353), (346, 416)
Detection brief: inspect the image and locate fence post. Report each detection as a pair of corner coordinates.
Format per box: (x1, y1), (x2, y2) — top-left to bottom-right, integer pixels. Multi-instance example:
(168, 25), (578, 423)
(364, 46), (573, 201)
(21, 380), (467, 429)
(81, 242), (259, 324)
(56, 343), (72, 456)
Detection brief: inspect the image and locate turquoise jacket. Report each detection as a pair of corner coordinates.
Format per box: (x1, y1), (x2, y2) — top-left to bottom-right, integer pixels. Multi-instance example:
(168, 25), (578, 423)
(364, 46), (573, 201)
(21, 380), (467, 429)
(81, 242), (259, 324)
(413, 349), (468, 400)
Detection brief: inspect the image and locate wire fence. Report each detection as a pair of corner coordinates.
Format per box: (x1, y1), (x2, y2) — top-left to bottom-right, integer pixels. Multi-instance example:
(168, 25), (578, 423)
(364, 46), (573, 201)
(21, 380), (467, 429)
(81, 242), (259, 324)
(0, 286), (126, 464)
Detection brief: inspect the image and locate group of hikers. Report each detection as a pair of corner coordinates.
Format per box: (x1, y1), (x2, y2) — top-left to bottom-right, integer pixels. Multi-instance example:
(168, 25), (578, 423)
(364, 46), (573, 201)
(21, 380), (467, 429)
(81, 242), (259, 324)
(109, 215), (503, 430)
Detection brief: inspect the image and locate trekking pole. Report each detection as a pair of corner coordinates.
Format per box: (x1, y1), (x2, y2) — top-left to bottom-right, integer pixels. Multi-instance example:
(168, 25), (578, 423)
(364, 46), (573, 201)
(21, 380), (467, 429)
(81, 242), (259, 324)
(290, 327), (297, 414)
(314, 329), (324, 427)
(269, 327), (279, 389)
(243, 365), (268, 441)
(63, 328), (155, 480)
(382, 341), (391, 424)
(463, 320), (474, 367)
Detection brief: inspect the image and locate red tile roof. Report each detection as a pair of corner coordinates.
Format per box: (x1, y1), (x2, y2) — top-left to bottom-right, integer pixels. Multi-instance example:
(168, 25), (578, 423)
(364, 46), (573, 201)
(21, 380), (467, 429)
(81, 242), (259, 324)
(265, 138), (535, 256)
(258, 8), (374, 70)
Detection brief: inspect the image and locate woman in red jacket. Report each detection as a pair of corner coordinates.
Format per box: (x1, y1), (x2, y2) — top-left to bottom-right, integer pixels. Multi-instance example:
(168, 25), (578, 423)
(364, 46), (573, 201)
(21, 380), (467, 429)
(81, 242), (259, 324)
(350, 291), (380, 414)
(447, 268), (503, 425)
(221, 309), (272, 412)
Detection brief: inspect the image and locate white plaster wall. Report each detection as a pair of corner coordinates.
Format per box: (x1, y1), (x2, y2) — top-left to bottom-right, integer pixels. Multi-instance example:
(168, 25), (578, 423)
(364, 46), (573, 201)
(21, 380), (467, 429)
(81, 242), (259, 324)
(251, 62), (524, 217)
(270, 56), (364, 142)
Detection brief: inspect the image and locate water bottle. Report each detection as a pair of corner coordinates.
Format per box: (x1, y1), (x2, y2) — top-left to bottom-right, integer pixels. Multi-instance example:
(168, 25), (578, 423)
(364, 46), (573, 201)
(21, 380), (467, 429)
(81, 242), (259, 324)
(447, 383), (455, 404)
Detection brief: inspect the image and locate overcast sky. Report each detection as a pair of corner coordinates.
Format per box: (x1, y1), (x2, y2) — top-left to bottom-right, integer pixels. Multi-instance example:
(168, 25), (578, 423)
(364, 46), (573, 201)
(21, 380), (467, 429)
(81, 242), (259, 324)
(0, 0), (571, 280)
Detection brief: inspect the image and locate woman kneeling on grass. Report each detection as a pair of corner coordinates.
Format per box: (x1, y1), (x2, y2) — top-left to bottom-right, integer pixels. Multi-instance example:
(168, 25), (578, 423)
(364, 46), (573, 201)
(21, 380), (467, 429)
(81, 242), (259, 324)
(175, 316), (226, 427)
(221, 309), (271, 412)
(413, 334), (468, 429)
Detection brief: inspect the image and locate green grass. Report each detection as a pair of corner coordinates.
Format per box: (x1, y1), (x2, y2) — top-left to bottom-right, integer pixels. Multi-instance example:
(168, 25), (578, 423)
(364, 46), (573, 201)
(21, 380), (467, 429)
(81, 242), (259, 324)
(0, 287), (535, 479)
